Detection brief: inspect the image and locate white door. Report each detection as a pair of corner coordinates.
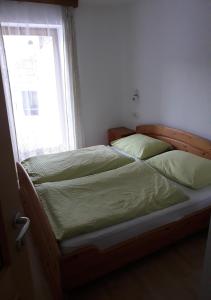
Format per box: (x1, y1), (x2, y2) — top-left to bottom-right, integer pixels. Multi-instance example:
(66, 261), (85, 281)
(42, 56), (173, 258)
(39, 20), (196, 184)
(0, 67), (35, 300)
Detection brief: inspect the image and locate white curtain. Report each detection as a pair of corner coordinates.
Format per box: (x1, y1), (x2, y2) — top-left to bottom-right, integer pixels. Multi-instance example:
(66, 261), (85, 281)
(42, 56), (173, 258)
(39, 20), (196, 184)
(0, 1), (83, 161)
(63, 7), (84, 149)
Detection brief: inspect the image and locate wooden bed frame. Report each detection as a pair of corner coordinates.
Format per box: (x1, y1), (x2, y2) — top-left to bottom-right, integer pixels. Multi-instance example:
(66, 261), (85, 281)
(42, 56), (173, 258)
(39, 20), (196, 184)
(17, 124), (211, 299)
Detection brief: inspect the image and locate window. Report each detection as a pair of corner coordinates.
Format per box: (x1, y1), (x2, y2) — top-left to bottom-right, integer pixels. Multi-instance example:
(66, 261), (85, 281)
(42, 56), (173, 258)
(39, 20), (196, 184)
(22, 91), (39, 116)
(2, 26), (73, 160)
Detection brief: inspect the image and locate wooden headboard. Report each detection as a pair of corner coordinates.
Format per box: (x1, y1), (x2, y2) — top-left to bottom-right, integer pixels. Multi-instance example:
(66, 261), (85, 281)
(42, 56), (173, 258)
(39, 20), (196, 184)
(136, 124), (211, 159)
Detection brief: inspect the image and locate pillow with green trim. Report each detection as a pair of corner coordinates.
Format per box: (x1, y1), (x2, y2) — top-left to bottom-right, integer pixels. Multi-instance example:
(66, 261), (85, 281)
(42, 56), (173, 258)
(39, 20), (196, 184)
(147, 150), (211, 189)
(111, 133), (172, 159)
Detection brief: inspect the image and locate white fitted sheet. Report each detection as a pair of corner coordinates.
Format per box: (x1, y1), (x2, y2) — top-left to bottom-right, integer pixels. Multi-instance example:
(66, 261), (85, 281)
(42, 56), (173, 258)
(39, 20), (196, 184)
(60, 177), (211, 254)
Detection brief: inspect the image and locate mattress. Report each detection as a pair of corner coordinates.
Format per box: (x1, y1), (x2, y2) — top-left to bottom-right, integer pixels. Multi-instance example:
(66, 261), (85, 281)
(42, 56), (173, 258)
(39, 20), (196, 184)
(60, 182), (211, 254)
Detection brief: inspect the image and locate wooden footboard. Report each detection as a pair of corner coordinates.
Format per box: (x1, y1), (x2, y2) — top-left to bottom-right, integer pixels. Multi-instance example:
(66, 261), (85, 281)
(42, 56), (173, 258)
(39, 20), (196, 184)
(17, 162), (63, 300)
(61, 206), (211, 290)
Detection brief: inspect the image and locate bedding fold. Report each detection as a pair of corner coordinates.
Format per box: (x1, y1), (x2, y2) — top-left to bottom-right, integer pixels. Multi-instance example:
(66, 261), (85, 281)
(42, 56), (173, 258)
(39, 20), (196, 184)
(22, 145), (134, 183)
(36, 162), (189, 241)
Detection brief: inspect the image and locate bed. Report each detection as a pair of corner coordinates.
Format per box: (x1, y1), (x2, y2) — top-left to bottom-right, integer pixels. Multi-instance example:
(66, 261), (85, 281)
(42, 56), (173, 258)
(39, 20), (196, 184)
(17, 124), (211, 300)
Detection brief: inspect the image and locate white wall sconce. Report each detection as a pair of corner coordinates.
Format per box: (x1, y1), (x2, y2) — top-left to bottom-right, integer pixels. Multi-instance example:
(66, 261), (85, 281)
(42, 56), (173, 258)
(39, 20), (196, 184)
(132, 89), (140, 102)
(131, 89), (140, 119)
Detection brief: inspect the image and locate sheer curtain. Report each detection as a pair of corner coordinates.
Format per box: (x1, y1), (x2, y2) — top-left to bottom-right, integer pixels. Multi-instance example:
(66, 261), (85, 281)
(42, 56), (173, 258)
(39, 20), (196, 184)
(0, 1), (83, 161)
(63, 7), (84, 149)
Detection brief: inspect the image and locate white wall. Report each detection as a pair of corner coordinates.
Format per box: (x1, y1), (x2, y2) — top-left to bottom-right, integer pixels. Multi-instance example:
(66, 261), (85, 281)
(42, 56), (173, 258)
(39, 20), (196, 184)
(122, 0), (211, 139)
(75, 3), (128, 146)
(76, 0), (211, 145)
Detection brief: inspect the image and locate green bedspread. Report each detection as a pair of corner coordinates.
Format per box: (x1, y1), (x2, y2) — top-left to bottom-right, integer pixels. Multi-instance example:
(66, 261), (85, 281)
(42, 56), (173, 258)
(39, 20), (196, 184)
(22, 145), (133, 184)
(36, 162), (188, 241)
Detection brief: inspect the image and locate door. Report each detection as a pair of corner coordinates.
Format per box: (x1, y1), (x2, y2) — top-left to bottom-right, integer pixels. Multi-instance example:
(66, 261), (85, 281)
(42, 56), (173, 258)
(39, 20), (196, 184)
(0, 68), (34, 299)
(200, 219), (211, 300)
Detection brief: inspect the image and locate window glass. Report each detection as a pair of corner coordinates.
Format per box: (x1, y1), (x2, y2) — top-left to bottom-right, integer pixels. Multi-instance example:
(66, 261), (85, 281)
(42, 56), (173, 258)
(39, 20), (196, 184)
(3, 28), (71, 160)
(22, 91), (39, 116)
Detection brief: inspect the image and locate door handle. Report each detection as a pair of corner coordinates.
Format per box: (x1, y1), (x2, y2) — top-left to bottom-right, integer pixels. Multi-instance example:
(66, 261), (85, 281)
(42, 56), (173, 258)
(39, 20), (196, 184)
(14, 213), (30, 249)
